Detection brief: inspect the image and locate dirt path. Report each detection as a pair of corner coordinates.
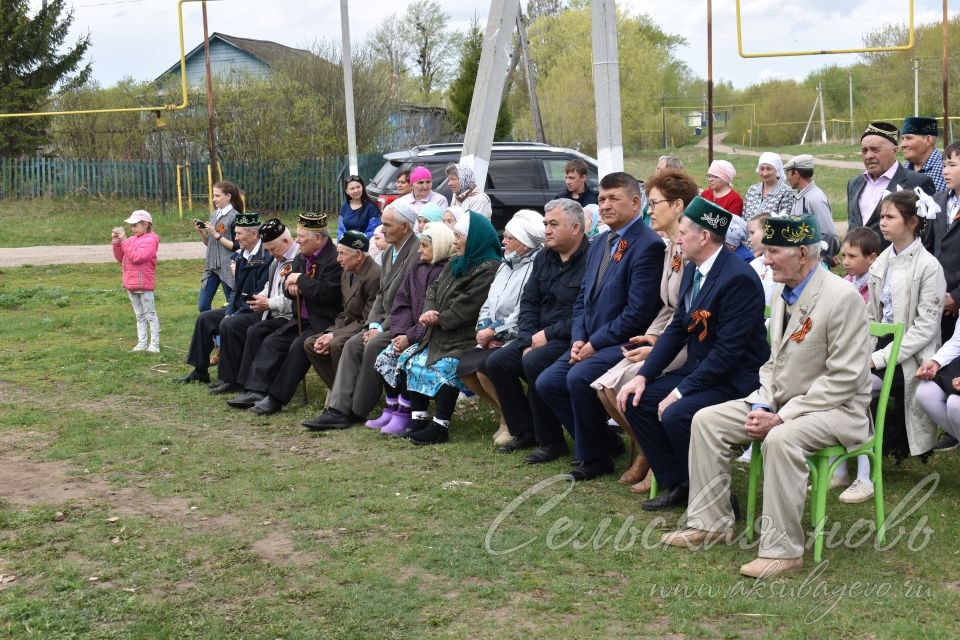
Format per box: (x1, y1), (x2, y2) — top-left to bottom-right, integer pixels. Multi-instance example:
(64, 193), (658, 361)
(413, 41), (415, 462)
(0, 241), (204, 268)
(698, 132), (863, 169)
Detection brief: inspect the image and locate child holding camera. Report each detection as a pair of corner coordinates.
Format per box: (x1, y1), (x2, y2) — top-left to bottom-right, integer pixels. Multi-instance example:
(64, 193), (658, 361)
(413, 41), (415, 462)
(112, 210), (161, 353)
(195, 181), (242, 311)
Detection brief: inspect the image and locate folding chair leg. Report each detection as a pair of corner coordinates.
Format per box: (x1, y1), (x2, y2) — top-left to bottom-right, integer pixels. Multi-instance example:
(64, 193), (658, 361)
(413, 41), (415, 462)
(811, 455), (830, 564)
(871, 452), (886, 545)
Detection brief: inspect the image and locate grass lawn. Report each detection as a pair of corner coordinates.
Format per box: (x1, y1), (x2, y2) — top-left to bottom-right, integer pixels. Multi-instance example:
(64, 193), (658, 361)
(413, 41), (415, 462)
(1, 260), (960, 638)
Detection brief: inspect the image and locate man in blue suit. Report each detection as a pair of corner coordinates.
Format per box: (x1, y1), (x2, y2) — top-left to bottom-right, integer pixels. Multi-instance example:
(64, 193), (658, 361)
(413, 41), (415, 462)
(536, 172), (666, 480)
(618, 197), (769, 509)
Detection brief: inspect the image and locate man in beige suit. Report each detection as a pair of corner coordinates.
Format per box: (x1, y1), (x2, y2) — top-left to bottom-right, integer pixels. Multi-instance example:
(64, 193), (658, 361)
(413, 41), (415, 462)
(662, 214), (872, 578)
(303, 204), (420, 429)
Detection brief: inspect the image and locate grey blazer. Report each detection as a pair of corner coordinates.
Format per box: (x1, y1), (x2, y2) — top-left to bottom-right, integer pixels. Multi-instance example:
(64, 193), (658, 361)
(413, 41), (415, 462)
(365, 232), (419, 331)
(847, 165), (936, 236)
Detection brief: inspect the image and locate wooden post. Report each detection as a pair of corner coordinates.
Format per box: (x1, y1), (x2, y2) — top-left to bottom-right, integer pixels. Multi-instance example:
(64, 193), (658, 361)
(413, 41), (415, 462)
(176, 165), (183, 219)
(207, 164), (214, 211)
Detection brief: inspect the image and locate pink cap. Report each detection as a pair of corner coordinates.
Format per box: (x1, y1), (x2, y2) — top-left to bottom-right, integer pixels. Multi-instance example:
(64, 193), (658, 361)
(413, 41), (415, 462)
(409, 166), (432, 183)
(124, 210), (153, 224)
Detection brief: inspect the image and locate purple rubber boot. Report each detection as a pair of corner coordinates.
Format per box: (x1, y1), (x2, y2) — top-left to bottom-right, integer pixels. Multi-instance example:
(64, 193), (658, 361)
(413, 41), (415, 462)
(380, 406), (412, 436)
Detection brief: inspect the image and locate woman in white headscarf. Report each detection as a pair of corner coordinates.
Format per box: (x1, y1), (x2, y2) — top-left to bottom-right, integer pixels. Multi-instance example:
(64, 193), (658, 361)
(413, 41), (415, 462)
(742, 151), (794, 220)
(442, 205), (465, 229)
(457, 209), (545, 447)
(445, 163), (492, 219)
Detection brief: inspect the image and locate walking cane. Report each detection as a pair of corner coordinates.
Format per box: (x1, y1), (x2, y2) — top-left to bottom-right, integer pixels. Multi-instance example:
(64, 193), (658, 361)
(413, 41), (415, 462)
(295, 292), (309, 404)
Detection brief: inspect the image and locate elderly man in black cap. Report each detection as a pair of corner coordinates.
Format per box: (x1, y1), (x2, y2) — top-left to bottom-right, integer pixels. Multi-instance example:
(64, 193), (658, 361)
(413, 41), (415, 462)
(209, 218), (299, 394)
(848, 121), (936, 241)
(297, 230), (383, 416)
(901, 116), (945, 192)
(177, 212), (272, 384)
(227, 212), (342, 410)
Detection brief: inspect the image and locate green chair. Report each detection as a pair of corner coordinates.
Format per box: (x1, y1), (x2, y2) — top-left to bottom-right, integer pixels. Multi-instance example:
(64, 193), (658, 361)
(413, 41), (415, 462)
(648, 306), (772, 501)
(744, 321), (905, 563)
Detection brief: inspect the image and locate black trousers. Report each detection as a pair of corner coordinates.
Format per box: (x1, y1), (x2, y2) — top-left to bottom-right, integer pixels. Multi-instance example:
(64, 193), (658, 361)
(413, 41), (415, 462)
(217, 313), (267, 384)
(234, 316), (290, 386)
(484, 338), (570, 447)
(240, 318), (311, 394)
(409, 386), (460, 421)
(185, 308), (226, 372)
(266, 331), (314, 404)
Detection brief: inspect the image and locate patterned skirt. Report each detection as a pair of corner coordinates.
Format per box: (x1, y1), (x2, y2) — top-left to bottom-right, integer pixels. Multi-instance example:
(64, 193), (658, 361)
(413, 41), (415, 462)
(376, 343), (465, 396)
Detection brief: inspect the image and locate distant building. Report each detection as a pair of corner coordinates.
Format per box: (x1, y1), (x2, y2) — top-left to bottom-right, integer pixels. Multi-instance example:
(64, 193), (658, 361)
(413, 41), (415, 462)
(154, 33), (320, 87)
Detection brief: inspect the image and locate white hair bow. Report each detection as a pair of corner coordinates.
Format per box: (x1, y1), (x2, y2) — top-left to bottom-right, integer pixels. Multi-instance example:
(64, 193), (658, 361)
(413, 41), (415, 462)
(895, 185), (941, 220)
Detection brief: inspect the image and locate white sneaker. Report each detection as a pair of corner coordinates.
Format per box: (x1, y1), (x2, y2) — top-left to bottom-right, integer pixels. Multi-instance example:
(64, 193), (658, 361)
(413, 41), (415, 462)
(146, 345), (160, 354)
(830, 473), (849, 490)
(131, 344), (148, 352)
(839, 479), (874, 504)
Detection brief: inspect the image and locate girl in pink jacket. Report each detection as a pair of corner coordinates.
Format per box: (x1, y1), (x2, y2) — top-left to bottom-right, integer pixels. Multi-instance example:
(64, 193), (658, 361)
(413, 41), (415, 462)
(112, 210), (161, 352)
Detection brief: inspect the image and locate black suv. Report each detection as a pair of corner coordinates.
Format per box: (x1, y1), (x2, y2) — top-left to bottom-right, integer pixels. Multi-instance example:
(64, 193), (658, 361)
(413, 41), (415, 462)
(367, 142), (600, 231)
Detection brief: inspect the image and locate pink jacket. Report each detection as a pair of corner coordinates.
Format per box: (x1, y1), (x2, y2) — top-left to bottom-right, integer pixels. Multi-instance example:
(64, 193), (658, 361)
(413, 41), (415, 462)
(113, 232), (159, 291)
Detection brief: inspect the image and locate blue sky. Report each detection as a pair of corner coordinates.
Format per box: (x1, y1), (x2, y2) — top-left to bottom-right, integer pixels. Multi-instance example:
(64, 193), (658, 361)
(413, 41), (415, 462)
(28, 0), (954, 90)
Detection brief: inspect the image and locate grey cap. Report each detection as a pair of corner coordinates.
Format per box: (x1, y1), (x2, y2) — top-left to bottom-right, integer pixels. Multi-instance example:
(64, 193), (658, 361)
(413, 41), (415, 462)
(783, 154), (815, 171)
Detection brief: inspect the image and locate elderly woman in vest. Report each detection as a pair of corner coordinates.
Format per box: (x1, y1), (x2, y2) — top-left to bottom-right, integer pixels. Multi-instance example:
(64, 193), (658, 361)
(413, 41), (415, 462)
(395, 210), (502, 444)
(457, 209), (546, 446)
(591, 168), (699, 494)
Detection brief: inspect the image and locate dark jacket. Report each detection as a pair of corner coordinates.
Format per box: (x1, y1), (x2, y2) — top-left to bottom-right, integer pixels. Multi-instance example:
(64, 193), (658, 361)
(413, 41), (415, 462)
(847, 165), (936, 241)
(327, 256), (381, 340)
(367, 232), (419, 331)
(390, 259), (448, 343)
(419, 259), (500, 365)
(286, 238), (342, 332)
(225, 242), (273, 316)
(515, 235), (590, 349)
(922, 189), (960, 302)
(555, 185), (598, 206)
(572, 217), (665, 349)
(639, 247), (769, 397)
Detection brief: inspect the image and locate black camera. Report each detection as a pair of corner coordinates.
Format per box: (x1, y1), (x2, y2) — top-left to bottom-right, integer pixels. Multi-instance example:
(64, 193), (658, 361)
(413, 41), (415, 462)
(193, 219), (205, 228)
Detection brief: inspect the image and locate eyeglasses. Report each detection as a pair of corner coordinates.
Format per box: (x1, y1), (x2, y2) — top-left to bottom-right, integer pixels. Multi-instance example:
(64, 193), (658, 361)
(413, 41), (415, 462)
(647, 198), (672, 208)
(705, 174), (720, 180)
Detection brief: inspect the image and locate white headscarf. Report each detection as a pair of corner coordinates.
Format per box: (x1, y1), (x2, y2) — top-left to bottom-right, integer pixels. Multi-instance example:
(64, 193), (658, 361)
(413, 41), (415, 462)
(422, 222), (456, 263)
(725, 214), (750, 248)
(454, 211), (471, 236)
(505, 209), (545, 249)
(756, 152), (785, 181)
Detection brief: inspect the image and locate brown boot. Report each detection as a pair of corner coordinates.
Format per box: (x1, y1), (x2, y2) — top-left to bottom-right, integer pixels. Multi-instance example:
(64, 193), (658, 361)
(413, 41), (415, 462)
(629, 469), (654, 494)
(619, 453), (650, 484)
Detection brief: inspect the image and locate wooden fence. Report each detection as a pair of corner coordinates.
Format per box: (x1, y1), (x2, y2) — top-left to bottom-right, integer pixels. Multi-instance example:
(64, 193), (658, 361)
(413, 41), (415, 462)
(0, 153), (385, 214)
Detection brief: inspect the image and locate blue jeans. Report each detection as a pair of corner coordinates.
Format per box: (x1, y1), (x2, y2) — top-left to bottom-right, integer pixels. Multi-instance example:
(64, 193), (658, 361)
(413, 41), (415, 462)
(198, 271), (233, 312)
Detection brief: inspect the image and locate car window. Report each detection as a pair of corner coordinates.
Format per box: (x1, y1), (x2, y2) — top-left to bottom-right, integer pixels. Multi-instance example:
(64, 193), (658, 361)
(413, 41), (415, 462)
(542, 157), (599, 192)
(487, 158), (538, 190)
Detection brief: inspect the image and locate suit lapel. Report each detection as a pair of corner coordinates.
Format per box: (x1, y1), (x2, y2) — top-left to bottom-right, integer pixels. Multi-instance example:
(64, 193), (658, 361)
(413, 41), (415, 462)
(781, 267), (825, 343)
(691, 248), (725, 308)
(592, 219), (640, 300)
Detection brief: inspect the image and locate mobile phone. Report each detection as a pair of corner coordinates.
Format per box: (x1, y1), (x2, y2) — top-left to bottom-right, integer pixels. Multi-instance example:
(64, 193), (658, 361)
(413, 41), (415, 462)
(243, 292), (256, 301)
(194, 219), (205, 228)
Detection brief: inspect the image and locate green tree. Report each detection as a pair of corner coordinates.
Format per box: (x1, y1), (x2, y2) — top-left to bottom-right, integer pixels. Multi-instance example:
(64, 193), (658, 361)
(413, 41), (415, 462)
(401, 0), (456, 98)
(0, 0), (91, 155)
(447, 21), (512, 140)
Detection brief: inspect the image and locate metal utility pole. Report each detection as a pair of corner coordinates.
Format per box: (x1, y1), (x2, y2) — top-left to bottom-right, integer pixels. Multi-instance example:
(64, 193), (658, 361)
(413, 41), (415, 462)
(817, 81), (827, 143)
(201, 1), (220, 183)
(516, 10), (546, 144)
(156, 114), (166, 215)
(340, 0), (358, 175)
(591, 0), (624, 174)
(706, 0), (714, 164)
(944, 0), (951, 146)
(914, 57), (920, 116)
(460, 0), (520, 187)
(800, 92), (820, 146)
(849, 73), (855, 144)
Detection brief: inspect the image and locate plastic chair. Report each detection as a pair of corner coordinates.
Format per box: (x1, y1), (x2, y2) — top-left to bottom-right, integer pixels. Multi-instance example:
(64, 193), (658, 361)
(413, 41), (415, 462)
(744, 321), (904, 563)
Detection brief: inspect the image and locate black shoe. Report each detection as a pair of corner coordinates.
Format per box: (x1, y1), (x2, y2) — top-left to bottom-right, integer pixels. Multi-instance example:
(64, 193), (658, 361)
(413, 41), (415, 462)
(641, 483), (689, 511)
(523, 443), (570, 464)
(498, 431), (537, 454)
(302, 408), (350, 430)
(565, 458), (615, 481)
(410, 420), (449, 445)
(226, 391), (264, 409)
(348, 412), (367, 425)
(932, 432), (959, 452)
(175, 369), (209, 384)
(399, 417), (431, 439)
(570, 458), (582, 466)
(209, 381), (242, 395)
(249, 395), (282, 416)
